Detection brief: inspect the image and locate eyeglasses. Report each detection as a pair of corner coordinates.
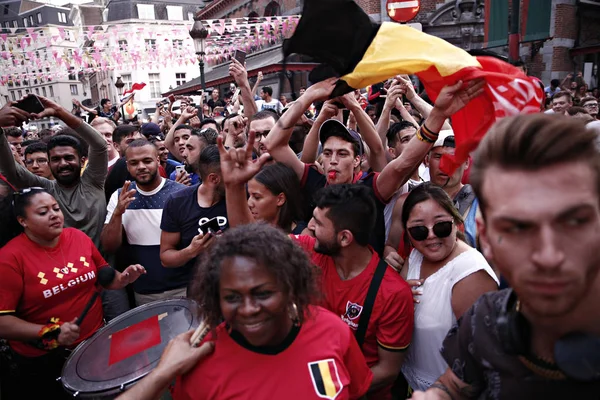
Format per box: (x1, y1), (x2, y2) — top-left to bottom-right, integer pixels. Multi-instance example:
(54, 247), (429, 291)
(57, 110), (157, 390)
(583, 103), (598, 108)
(407, 221), (454, 241)
(24, 158), (48, 166)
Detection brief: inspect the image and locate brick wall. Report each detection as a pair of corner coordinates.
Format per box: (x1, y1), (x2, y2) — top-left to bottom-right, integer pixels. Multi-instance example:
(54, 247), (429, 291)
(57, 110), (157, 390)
(356, 0), (380, 15)
(553, 4), (577, 40)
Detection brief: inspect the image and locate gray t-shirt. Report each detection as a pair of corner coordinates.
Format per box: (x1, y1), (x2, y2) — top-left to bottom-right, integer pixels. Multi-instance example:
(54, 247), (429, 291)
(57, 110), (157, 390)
(0, 122), (108, 248)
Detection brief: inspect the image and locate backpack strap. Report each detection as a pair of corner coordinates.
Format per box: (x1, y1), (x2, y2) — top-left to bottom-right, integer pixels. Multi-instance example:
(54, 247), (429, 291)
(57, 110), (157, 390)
(355, 258), (388, 348)
(454, 184), (476, 217)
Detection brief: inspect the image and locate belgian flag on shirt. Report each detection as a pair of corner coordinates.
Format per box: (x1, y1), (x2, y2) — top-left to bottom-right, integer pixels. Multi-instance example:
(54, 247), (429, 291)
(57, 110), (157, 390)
(283, 0), (543, 174)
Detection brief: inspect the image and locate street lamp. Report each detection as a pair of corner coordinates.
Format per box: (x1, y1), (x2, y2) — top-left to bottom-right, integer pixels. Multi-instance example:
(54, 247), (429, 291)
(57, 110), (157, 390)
(114, 76), (126, 123)
(189, 17), (208, 91)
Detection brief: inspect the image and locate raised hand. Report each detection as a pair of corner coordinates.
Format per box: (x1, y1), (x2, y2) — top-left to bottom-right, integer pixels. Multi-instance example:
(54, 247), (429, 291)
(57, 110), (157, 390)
(0, 102), (29, 127)
(30, 95), (64, 119)
(218, 131), (270, 186)
(229, 59), (249, 86)
(114, 181), (136, 216)
(304, 78), (338, 103)
(396, 75), (416, 100)
(180, 105), (197, 122)
(434, 79), (485, 118)
(317, 100), (339, 122)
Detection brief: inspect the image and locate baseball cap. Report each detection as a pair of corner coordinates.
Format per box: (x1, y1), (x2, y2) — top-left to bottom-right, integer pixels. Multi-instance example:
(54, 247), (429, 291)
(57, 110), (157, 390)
(433, 130), (455, 149)
(319, 119), (364, 156)
(141, 122), (161, 137)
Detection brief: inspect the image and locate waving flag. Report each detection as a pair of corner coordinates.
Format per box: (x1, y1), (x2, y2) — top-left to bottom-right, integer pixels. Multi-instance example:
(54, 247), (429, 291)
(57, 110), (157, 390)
(122, 82), (147, 96)
(284, 0), (543, 174)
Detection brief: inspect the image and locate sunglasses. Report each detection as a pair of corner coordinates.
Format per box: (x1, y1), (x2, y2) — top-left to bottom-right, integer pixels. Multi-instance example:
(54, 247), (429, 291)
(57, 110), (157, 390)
(407, 221), (453, 241)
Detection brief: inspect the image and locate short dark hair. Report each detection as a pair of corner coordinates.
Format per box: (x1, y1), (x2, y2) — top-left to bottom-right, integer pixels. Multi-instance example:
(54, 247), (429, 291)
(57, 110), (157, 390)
(580, 96), (598, 107)
(4, 127), (23, 138)
(365, 105), (377, 114)
(251, 109), (280, 124)
(47, 134), (83, 158)
(261, 86), (273, 96)
(112, 125), (140, 144)
(191, 223), (319, 329)
(59, 127), (89, 158)
(197, 145), (221, 181)
(174, 124), (193, 133)
(550, 79), (560, 87)
(125, 138), (156, 157)
(386, 121), (417, 148)
(401, 182), (463, 230)
(254, 163), (305, 232)
(100, 98), (110, 107)
(24, 141), (47, 157)
(552, 91), (572, 103)
(199, 118), (221, 132)
(471, 114), (600, 216)
(314, 184), (376, 246)
(199, 128), (219, 145)
(222, 112), (239, 127)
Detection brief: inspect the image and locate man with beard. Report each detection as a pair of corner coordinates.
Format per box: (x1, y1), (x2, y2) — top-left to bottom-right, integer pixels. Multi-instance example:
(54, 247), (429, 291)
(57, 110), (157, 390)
(411, 114), (600, 399)
(167, 128), (217, 186)
(101, 140), (186, 305)
(218, 143), (413, 399)
(0, 96), (108, 248)
(104, 125), (147, 201)
(160, 145), (228, 289)
(248, 110), (279, 157)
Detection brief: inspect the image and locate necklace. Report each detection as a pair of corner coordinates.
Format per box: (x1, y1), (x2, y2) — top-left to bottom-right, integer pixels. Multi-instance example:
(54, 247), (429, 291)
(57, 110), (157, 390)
(44, 246), (67, 270)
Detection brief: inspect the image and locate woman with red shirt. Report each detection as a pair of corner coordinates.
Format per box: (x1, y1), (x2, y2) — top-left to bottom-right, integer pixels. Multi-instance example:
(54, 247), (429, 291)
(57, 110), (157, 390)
(0, 187), (145, 399)
(118, 223), (372, 400)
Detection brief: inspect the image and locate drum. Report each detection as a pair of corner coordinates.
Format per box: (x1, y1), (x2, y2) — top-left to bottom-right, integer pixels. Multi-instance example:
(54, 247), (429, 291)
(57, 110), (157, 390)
(60, 298), (200, 398)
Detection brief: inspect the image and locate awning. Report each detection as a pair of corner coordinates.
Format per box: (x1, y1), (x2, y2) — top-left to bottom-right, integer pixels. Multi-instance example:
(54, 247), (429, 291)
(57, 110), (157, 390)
(163, 45), (317, 97)
(521, 0), (551, 42)
(484, 0), (508, 48)
(570, 44), (600, 56)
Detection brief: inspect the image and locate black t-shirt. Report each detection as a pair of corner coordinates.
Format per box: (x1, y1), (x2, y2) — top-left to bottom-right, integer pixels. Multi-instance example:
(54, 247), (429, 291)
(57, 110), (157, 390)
(104, 157), (132, 202)
(300, 164), (388, 256)
(441, 289), (600, 399)
(160, 184), (229, 272)
(207, 99), (225, 110)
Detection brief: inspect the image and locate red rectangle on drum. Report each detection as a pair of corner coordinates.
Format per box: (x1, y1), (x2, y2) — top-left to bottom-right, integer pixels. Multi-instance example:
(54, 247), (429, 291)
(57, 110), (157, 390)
(108, 315), (161, 366)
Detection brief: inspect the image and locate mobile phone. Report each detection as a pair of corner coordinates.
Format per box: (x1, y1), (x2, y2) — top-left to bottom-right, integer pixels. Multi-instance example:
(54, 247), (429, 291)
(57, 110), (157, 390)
(198, 217), (221, 235)
(168, 94), (176, 103)
(175, 165), (186, 175)
(14, 94), (44, 114)
(233, 50), (246, 65)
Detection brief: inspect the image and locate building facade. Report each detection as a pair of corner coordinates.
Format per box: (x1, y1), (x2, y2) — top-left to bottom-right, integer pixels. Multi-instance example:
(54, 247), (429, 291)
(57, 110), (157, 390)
(0, 0), (89, 128)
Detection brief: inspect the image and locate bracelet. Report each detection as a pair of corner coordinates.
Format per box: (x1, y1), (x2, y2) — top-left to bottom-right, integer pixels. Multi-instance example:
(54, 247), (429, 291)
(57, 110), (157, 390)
(34, 317), (63, 350)
(430, 383), (455, 400)
(416, 127), (437, 143)
(420, 123), (439, 142)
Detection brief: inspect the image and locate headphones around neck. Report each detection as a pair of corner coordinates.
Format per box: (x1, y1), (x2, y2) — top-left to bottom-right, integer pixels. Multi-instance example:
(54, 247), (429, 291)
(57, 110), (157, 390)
(496, 290), (600, 382)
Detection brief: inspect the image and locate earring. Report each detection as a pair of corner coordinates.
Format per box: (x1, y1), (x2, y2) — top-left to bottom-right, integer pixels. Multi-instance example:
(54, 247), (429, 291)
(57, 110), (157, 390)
(288, 302), (300, 326)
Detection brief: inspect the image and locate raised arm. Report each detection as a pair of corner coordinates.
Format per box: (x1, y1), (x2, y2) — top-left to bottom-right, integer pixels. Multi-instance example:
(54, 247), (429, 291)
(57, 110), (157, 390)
(376, 83), (404, 148)
(229, 60), (257, 118)
(251, 71), (263, 98)
(262, 78), (337, 181)
(218, 132), (270, 227)
(340, 92), (387, 172)
(377, 79), (485, 201)
(301, 101), (338, 164)
(165, 107), (196, 162)
(399, 75), (452, 131)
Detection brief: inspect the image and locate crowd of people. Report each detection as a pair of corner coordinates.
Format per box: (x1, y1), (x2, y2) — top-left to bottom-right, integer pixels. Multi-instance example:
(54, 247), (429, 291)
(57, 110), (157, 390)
(0, 49), (599, 400)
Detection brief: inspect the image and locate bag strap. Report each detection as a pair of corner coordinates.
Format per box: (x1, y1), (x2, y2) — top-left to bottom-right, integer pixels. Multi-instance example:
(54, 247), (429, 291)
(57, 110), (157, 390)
(455, 184), (476, 217)
(355, 258), (388, 348)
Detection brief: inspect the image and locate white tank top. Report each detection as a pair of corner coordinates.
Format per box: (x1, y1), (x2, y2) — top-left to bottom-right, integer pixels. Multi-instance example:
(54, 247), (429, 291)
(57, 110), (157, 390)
(401, 248), (498, 391)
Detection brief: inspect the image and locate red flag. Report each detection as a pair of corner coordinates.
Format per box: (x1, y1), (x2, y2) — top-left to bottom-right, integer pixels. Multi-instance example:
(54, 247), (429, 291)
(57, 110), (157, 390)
(122, 82), (146, 96)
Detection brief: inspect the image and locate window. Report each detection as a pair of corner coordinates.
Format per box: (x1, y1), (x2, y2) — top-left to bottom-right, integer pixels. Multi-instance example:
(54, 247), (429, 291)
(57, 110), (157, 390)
(144, 39), (156, 50)
(148, 73), (160, 98)
(58, 12), (67, 23)
(10, 91), (15, 101)
(118, 40), (127, 50)
(17, 90), (22, 98)
(37, 13), (42, 23)
(29, 15), (34, 26)
(42, 86), (46, 96)
(49, 86), (54, 97)
(188, 12), (194, 21)
(35, 88), (39, 95)
(68, 67), (76, 80)
(175, 73), (186, 86)
(137, 4), (155, 20)
(70, 84), (78, 95)
(12, 20), (17, 28)
(3, 5), (9, 15)
(23, 18), (28, 27)
(172, 39), (183, 50)
(121, 74), (132, 90)
(166, 6), (183, 21)
(4, 22), (9, 28)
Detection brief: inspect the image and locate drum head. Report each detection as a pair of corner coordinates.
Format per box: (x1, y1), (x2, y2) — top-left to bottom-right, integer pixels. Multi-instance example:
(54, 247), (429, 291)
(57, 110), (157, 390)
(61, 298), (200, 397)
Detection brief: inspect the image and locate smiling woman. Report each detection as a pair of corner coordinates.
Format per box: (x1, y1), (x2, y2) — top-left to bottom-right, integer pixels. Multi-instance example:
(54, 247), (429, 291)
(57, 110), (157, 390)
(169, 223), (373, 400)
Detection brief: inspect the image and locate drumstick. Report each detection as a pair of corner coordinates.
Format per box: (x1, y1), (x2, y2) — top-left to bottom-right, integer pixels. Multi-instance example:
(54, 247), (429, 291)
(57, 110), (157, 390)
(76, 292), (100, 326)
(189, 321), (209, 348)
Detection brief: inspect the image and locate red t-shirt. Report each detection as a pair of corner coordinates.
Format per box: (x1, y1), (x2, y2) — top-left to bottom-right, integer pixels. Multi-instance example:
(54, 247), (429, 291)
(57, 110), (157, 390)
(293, 235), (414, 399)
(172, 306), (372, 400)
(0, 228), (106, 357)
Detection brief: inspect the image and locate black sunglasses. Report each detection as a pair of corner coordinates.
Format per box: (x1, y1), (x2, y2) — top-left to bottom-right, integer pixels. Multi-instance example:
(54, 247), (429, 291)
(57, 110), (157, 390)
(407, 221), (453, 241)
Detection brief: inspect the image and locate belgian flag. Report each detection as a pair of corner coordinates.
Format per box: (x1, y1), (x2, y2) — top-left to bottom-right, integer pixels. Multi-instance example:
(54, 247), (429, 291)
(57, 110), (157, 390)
(308, 359), (343, 399)
(284, 0), (543, 174)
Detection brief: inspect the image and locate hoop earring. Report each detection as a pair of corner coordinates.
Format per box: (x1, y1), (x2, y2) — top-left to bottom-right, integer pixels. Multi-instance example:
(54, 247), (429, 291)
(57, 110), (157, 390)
(288, 302), (300, 326)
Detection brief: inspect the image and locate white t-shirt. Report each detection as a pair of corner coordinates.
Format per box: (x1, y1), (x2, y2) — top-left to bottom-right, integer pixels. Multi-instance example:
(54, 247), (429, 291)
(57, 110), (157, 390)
(401, 248), (498, 391)
(255, 98), (283, 114)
